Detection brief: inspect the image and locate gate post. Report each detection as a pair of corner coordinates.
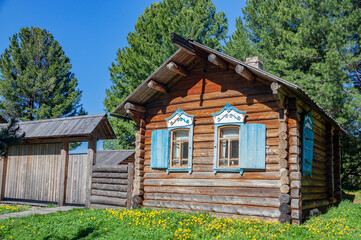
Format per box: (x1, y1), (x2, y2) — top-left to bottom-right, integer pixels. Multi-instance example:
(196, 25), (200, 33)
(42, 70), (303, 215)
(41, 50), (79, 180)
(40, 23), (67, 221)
(58, 142), (69, 206)
(85, 138), (97, 207)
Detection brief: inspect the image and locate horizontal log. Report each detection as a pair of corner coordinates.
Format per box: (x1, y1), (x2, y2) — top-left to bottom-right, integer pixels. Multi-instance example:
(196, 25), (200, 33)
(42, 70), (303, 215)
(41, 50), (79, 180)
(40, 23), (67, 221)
(143, 200), (280, 218)
(302, 193), (327, 201)
(145, 186), (281, 198)
(144, 193), (280, 207)
(147, 100), (279, 117)
(148, 80), (167, 93)
(92, 172), (128, 179)
(235, 64), (255, 81)
(91, 189), (127, 198)
(301, 178), (327, 187)
(144, 179), (281, 188)
(124, 102), (146, 113)
(92, 165), (127, 173)
(90, 204), (126, 209)
(144, 172), (281, 180)
(91, 183), (128, 192)
(302, 199), (331, 210)
(90, 195), (126, 207)
(147, 85), (273, 109)
(302, 187), (327, 193)
(208, 53), (228, 70)
(92, 178), (128, 185)
(167, 61), (189, 77)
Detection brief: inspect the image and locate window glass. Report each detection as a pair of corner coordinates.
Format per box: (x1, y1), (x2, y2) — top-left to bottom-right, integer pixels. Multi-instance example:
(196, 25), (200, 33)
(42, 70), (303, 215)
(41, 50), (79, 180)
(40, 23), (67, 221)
(174, 130), (189, 140)
(220, 127), (239, 138)
(218, 126), (240, 168)
(171, 129), (189, 168)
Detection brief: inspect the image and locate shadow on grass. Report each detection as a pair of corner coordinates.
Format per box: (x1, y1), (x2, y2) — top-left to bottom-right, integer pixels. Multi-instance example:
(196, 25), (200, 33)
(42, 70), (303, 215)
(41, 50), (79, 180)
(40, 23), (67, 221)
(43, 227), (97, 240)
(343, 192), (356, 202)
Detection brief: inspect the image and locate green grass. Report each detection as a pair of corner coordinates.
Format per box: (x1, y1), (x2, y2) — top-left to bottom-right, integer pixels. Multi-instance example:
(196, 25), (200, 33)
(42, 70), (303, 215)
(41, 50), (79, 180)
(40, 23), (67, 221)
(0, 204), (29, 215)
(0, 201), (360, 239)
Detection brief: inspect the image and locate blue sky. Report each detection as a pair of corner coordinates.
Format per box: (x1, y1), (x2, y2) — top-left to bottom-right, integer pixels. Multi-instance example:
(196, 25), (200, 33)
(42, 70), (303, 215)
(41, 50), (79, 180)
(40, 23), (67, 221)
(0, 0), (246, 152)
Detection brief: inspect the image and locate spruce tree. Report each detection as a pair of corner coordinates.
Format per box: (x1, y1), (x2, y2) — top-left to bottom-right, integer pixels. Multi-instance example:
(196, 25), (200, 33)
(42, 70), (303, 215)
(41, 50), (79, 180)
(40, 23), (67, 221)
(104, 0), (228, 149)
(0, 27), (85, 121)
(226, 0), (361, 189)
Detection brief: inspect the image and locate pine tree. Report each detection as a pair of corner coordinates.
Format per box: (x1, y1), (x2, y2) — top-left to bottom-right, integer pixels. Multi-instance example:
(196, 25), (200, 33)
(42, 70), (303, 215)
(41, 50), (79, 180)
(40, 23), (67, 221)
(0, 119), (24, 156)
(104, 0), (228, 149)
(0, 27), (85, 121)
(226, 0), (361, 189)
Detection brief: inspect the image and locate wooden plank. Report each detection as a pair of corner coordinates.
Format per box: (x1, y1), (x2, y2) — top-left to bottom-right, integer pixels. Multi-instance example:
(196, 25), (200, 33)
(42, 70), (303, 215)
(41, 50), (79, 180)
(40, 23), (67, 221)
(0, 156), (7, 200)
(126, 162), (135, 208)
(85, 138), (96, 207)
(58, 142), (69, 206)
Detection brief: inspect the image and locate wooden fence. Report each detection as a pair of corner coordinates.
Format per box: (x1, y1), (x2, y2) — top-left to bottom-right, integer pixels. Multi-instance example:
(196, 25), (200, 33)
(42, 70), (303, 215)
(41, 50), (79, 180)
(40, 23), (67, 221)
(66, 154), (88, 205)
(90, 163), (134, 208)
(2, 144), (62, 203)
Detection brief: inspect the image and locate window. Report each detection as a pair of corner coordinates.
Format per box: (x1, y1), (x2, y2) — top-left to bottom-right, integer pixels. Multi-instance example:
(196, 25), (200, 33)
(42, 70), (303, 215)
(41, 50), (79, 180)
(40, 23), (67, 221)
(170, 129), (189, 168)
(218, 126), (239, 167)
(302, 111), (314, 176)
(212, 103), (266, 174)
(150, 108), (193, 174)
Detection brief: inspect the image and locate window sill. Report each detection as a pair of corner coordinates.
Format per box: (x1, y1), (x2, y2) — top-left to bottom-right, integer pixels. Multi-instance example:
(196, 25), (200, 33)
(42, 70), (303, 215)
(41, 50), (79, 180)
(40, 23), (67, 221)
(213, 168), (244, 175)
(167, 168), (192, 174)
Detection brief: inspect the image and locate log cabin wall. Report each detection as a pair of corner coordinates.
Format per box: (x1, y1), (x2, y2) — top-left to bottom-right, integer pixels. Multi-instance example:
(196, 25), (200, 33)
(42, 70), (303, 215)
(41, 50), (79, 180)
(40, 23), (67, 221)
(297, 100), (340, 219)
(142, 61), (283, 221)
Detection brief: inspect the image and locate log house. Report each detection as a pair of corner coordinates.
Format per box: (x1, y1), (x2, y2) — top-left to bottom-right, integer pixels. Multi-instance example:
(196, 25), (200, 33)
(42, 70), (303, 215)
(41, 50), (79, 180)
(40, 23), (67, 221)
(112, 33), (345, 223)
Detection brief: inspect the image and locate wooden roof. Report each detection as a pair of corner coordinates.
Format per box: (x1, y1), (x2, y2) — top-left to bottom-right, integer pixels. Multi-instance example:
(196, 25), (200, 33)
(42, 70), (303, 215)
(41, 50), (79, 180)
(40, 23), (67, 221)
(113, 33), (345, 133)
(0, 114), (116, 140)
(95, 150), (135, 165)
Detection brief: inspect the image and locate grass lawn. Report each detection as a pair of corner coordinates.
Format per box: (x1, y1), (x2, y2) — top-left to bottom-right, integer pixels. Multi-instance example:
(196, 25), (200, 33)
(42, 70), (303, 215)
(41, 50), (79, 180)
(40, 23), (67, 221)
(0, 204), (29, 215)
(0, 201), (360, 239)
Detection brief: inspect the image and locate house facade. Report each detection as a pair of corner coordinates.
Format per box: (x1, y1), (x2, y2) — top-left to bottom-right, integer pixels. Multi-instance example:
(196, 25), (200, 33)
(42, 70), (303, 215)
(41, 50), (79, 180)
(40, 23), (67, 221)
(112, 33), (343, 223)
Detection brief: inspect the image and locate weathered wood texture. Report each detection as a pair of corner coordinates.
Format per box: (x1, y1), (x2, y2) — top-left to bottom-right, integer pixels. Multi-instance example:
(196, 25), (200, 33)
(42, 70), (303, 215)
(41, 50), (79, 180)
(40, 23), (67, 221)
(90, 163), (134, 208)
(288, 98), (302, 224)
(4, 144), (62, 202)
(298, 101), (340, 219)
(65, 153), (87, 205)
(142, 63), (281, 219)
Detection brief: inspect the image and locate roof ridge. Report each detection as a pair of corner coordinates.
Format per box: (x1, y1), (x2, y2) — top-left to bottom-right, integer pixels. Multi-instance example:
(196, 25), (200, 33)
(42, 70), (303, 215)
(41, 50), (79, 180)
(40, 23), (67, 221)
(15, 114), (106, 125)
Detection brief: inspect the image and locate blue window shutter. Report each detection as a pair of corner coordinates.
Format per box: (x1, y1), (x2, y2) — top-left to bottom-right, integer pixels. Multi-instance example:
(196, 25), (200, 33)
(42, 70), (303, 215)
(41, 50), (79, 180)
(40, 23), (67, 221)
(302, 111), (314, 176)
(239, 124), (266, 169)
(151, 130), (170, 169)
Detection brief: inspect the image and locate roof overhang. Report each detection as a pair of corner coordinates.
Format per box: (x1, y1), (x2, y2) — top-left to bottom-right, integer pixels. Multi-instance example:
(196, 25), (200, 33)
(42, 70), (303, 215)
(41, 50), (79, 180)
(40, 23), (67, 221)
(112, 33), (346, 134)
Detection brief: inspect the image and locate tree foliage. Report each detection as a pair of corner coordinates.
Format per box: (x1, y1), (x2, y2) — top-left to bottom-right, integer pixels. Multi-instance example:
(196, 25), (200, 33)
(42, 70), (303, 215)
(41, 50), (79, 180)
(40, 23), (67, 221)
(104, 0), (228, 149)
(0, 119), (24, 156)
(225, 0), (361, 189)
(0, 27), (85, 121)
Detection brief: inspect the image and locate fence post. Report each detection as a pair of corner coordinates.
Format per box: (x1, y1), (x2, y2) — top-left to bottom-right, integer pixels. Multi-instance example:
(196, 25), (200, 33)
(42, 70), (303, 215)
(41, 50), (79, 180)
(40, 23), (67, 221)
(85, 138), (97, 207)
(0, 155), (8, 201)
(58, 142), (69, 206)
